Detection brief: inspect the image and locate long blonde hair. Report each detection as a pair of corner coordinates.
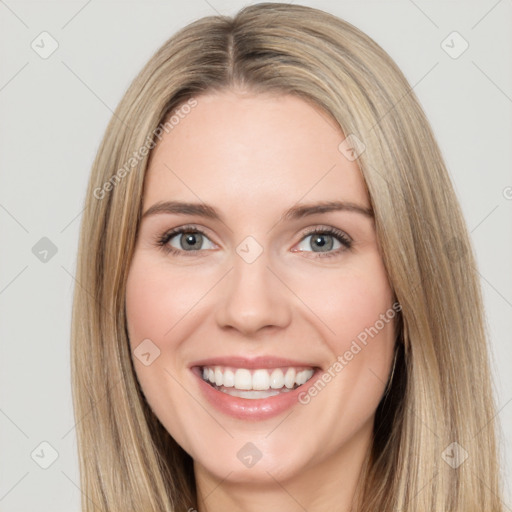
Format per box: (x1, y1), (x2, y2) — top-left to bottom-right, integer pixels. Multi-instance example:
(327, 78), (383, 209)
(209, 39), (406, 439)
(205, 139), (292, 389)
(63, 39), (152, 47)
(70, 3), (504, 510)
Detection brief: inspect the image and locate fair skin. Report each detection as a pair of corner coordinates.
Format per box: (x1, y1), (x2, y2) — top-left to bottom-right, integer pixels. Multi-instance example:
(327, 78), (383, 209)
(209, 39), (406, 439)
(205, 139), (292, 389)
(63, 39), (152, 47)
(125, 90), (397, 512)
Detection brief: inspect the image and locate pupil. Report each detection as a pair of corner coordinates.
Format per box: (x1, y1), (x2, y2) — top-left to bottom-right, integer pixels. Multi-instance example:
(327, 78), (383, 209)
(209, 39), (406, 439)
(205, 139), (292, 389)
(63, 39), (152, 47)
(181, 232), (202, 250)
(313, 234), (333, 252)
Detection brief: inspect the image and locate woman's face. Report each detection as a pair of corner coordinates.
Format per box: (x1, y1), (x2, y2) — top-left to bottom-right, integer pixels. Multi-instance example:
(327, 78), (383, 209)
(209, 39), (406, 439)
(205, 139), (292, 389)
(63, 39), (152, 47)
(126, 90), (397, 491)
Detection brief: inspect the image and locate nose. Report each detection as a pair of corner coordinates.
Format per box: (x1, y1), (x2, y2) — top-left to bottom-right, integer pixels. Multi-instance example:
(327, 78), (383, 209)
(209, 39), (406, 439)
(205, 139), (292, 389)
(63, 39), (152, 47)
(214, 249), (292, 336)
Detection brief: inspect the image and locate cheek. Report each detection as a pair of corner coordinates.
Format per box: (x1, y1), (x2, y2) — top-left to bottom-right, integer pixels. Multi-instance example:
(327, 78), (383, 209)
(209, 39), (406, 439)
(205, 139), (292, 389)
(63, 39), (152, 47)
(125, 256), (217, 407)
(287, 255), (396, 447)
(125, 257), (199, 442)
(294, 252), (394, 347)
(291, 251), (397, 409)
(125, 256), (207, 345)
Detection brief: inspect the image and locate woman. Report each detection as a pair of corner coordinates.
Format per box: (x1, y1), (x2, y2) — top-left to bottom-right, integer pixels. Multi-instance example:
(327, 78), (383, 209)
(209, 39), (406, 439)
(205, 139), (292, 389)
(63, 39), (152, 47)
(70, 3), (505, 511)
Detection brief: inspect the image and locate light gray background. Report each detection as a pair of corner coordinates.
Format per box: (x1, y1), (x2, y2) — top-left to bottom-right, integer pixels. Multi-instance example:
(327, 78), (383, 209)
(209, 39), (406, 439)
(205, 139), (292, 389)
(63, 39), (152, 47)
(0, 1), (510, 511)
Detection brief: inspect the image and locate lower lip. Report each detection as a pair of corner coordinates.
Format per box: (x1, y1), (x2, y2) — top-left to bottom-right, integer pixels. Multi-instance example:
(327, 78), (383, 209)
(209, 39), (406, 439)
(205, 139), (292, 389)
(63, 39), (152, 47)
(191, 367), (322, 421)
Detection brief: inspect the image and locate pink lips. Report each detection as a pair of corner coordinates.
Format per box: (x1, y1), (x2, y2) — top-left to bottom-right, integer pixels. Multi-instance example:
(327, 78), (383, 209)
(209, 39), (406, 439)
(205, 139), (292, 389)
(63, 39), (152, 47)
(190, 356), (322, 421)
(190, 355), (319, 370)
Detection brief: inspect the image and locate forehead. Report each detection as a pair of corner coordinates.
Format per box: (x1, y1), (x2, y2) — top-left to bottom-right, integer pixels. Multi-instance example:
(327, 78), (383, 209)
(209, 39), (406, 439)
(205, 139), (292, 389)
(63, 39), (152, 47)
(143, 91), (369, 215)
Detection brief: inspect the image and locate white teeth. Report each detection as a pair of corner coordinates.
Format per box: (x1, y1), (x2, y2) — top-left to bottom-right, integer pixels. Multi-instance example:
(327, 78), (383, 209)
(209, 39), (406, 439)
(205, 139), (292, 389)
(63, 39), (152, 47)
(215, 367), (223, 387)
(221, 388), (282, 399)
(296, 370), (310, 386)
(234, 369), (252, 390)
(284, 368), (295, 389)
(252, 369), (270, 390)
(223, 368), (235, 388)
(269, 369), (284, 389)
(201, 365), (315, 392)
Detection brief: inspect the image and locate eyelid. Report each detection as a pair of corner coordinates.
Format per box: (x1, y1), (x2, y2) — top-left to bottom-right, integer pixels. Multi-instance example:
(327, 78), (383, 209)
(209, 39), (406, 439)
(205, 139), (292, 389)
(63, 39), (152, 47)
(296, 224), (353, 243)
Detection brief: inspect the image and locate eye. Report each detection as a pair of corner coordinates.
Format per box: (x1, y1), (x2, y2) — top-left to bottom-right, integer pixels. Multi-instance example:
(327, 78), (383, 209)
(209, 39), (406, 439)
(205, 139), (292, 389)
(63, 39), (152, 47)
(155, 225), (216, 255)
(155, 225), (352, 258)
(294, 227), (352, 258)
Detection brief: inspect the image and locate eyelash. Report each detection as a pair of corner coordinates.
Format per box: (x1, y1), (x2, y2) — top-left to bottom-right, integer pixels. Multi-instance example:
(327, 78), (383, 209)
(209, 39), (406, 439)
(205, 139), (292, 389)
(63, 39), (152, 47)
(154, 224), (352, 259)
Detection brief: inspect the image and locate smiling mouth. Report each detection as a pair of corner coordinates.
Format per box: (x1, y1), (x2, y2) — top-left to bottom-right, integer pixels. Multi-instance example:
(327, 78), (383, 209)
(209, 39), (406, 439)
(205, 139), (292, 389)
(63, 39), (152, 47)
(199, 365), (318, 399)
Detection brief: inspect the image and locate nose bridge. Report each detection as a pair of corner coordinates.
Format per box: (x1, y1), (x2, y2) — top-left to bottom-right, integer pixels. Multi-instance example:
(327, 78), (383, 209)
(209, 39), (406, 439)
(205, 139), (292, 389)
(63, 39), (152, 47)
(214, 239), (292, 335)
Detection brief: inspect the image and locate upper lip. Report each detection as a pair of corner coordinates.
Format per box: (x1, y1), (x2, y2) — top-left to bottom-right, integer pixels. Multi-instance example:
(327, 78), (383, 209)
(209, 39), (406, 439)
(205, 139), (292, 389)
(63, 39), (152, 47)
(190, 356), (321, 370)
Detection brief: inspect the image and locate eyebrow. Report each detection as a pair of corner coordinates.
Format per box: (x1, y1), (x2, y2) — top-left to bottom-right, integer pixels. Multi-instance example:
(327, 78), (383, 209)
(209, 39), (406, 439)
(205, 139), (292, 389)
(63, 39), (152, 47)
(141, 199), (374, 223)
